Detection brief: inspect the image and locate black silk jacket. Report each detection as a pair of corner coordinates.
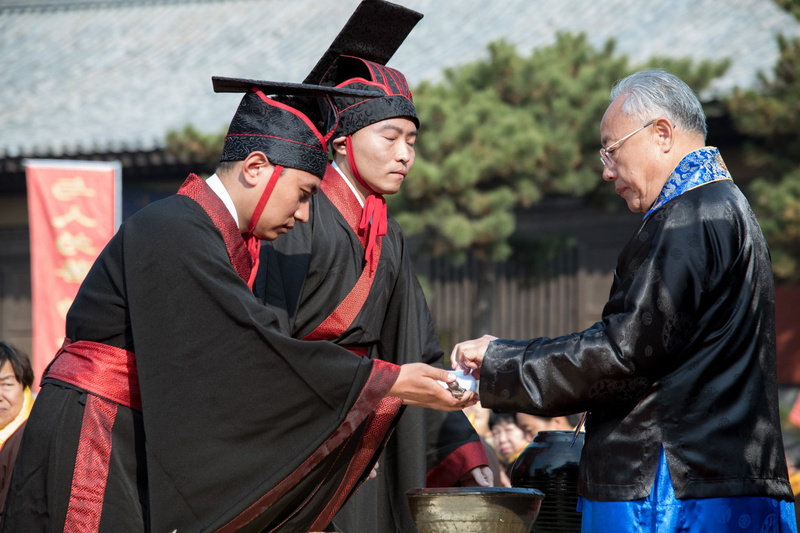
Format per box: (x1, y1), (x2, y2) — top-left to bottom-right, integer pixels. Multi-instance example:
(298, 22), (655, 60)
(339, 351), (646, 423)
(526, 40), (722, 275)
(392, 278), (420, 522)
(480, 180), (794, 502)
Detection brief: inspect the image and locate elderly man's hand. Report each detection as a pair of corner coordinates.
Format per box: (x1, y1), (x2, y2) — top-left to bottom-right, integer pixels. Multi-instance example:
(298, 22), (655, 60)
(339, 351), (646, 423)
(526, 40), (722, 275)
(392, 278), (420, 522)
(450, 335), (497, 378)
(387, 363), (478, 411)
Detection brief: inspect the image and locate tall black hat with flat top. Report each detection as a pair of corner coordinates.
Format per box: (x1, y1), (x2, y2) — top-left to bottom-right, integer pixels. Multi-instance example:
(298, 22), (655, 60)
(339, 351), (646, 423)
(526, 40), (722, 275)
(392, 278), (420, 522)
(303, 0), (423, 138)
(213, 77), (381, 178)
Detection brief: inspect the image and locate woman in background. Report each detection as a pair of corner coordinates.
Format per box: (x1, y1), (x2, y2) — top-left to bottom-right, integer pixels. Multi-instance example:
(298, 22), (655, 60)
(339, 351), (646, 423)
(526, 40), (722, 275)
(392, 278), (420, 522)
(0, 342), (33, 516)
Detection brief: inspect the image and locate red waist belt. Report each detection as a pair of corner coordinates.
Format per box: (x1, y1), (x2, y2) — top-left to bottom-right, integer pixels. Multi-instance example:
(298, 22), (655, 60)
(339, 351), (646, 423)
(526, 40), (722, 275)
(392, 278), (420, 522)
(44, 339), (142, 412)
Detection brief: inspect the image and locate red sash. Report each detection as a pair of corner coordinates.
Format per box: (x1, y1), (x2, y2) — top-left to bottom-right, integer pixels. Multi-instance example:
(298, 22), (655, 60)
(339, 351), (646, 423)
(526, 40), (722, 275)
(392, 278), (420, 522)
(302, 166), (383, 342)
(43, 339), (140, 533)
(45, 339), (141, 410)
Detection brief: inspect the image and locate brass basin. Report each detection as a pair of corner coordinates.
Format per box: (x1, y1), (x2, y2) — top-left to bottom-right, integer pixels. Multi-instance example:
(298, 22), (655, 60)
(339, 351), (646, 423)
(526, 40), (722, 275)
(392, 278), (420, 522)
(406, 487), (544, 533)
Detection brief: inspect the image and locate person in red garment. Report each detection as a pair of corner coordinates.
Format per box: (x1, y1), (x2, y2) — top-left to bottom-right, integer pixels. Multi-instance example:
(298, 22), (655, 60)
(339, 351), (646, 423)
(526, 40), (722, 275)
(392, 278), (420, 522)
(255, 17), (491, 531)
(1, 76), (477, 533)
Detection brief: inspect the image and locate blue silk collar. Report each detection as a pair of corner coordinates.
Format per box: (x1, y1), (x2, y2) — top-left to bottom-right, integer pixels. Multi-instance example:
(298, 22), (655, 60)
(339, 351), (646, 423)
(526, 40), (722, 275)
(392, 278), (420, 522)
(645, 147), (733, 219)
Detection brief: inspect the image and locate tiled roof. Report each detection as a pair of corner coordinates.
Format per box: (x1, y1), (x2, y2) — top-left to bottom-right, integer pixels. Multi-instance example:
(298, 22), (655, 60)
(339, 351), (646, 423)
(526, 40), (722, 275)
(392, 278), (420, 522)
(2, 0), (798, 157)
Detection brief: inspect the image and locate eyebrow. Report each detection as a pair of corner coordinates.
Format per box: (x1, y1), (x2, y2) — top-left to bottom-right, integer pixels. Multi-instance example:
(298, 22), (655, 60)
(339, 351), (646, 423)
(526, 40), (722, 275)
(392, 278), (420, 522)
(378, 123), (418, 137)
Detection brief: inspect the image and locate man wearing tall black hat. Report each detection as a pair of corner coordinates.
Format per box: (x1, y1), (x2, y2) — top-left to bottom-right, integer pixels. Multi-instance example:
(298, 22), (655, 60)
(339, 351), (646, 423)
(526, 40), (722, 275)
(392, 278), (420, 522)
(254, 5), (492, 532)
(1, 78), (477, 533)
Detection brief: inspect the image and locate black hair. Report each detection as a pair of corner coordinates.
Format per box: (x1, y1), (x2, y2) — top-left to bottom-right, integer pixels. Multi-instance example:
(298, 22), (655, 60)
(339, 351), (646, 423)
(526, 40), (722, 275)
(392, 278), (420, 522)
(488, 411), (518, 430)
(216, 160), (238, 174)
(215, 160), (288, 178)
(0, 342), (34, 389)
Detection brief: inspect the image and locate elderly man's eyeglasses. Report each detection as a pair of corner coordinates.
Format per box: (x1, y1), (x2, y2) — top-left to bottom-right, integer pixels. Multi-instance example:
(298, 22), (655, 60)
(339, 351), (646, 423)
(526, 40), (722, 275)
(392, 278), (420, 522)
(599, 120), (656, 167)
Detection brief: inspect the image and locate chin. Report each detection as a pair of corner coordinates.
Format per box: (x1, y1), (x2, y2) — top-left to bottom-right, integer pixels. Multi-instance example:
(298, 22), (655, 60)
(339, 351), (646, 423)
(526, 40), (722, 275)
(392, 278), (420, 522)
(379, 184), (402, 196)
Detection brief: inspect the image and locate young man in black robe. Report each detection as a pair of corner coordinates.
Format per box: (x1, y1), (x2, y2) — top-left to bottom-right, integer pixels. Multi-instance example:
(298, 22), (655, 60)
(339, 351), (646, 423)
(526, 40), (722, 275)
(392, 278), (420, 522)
(451, 69), (798, 532)
(2, 77), (478, 533)
(256, 52), (492, 533)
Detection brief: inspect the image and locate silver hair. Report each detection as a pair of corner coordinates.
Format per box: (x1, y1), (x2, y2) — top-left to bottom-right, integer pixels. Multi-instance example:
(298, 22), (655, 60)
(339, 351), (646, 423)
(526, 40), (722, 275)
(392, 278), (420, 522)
(610, 68), (707, 140)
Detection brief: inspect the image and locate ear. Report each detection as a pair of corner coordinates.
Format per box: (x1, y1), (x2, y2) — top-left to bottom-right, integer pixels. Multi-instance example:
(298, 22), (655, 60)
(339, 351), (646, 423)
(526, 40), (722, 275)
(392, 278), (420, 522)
(331, 136), (348, 157)
(654, 117), (675, 153)
(241, 151), (272, 186)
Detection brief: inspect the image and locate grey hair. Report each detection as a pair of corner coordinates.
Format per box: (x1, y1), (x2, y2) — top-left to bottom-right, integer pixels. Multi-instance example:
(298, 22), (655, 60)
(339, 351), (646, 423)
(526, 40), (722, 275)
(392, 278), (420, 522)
(610, 68), (707, 140)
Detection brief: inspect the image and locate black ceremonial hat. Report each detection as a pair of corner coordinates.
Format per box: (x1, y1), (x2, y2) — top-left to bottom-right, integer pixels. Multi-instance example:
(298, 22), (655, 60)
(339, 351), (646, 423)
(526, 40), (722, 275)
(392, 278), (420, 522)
(304, 0), (422, 138)
(212, 77), (381, 178)
(331, 56), (418, 138)
(303, 0), (423, 86)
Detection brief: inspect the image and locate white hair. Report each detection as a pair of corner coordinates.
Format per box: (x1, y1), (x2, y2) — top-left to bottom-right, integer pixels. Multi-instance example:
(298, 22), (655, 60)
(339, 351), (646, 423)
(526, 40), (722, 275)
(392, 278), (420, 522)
(611, 68), (707, 140)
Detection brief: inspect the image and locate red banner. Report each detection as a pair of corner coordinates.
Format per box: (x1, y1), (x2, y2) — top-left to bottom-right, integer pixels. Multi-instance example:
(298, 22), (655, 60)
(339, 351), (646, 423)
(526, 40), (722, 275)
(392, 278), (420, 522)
(26, 159), (121, 391)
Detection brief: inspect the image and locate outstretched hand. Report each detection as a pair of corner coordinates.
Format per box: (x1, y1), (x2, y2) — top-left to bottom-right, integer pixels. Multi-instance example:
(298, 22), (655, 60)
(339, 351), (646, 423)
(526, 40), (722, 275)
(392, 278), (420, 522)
(460, 465), (494, 487)
(450, 334), (497, 378)
(387, 363), (478, 411)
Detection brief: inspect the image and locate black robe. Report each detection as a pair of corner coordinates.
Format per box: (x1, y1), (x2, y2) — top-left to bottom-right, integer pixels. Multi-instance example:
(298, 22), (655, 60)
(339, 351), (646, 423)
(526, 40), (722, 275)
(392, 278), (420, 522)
(478, 179), (794, 503)
(0, 420), (26, 518)
(255, 165), (486, 533)
(2, 175), (397, 532)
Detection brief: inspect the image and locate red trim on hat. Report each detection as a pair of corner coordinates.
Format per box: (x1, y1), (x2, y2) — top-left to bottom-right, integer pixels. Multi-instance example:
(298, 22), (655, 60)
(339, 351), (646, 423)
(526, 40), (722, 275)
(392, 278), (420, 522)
(366, 61), (403, 95)
(333, 74), (413, 119)
(382, 65), (408, 95)
(334, 77), (389, 94)
(334, 94), (414, 120)
(252, 88), (331, 148)
(337, 55), (411, 97)
(364, 60), (381, 85)
(224, 133), (325, 153)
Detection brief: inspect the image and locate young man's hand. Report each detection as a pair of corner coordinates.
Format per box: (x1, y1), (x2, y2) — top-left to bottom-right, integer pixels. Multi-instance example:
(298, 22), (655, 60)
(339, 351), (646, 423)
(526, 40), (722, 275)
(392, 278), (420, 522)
(387, 363), (478, 411)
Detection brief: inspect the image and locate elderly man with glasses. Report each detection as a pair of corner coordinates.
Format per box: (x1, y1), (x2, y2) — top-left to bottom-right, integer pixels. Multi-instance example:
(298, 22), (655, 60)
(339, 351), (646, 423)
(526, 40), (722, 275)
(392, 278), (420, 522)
(449, 68), (798, 532)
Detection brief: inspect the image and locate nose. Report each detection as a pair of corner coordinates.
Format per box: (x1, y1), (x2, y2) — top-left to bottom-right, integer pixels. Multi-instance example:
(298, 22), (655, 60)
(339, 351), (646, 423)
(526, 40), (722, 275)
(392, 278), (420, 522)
(602, 165), (617, 182)
(294, 201), (310, 223)
(396, 142), (412, 164)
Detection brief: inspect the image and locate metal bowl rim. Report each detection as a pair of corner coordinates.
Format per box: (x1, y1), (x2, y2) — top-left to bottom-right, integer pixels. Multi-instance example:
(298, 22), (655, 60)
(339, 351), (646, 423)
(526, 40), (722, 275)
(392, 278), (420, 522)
(406, 487), (545, 498)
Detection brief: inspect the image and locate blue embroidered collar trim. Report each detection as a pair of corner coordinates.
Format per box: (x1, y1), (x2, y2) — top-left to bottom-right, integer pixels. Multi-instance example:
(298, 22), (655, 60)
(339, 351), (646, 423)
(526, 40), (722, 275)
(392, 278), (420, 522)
(644, 147), (733, 219)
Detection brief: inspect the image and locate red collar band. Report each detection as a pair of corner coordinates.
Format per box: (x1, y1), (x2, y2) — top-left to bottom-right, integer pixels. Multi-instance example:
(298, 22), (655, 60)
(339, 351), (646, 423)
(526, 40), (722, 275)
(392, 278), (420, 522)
(345, 136), (386, 273)
(245, 164), (283, 288)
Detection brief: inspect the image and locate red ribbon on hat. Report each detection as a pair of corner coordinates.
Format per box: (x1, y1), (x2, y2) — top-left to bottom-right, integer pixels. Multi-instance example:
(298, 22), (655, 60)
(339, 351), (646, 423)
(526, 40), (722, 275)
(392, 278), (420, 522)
(346, 136), (386, 273)
(245, 165), (283, 288)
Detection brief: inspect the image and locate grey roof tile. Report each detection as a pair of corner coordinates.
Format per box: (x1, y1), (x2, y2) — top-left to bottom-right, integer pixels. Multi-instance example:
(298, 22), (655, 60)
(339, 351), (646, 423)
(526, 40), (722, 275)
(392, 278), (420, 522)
(2, 0), (798, 156)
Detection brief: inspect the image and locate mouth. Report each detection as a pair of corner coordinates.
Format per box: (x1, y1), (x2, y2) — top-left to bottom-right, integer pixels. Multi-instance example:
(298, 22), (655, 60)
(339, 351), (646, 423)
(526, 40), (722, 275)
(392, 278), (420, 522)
(616, 187), (628, 197)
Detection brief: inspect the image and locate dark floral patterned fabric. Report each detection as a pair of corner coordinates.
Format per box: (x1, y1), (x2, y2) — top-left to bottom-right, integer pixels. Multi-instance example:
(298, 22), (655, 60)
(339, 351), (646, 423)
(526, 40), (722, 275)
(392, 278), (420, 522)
(220, 89), (333, 178)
